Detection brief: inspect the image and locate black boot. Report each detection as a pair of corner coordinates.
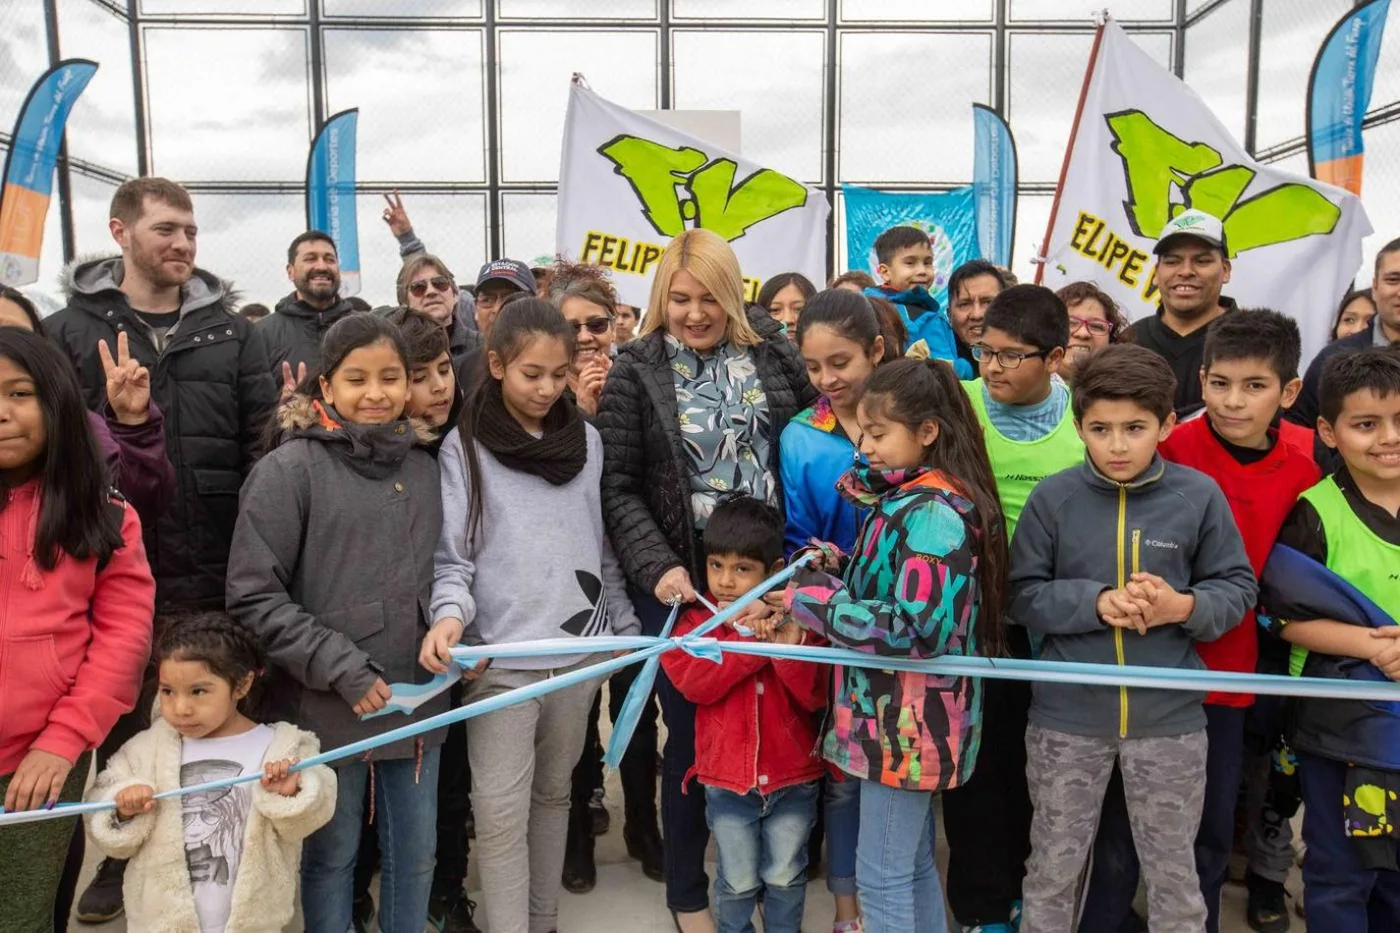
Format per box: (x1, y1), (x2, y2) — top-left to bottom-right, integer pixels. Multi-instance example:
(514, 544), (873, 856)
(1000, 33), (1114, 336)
(562, 796), (597, 893)
(624, 816), (665, 882)
(75, 858), (127, 923)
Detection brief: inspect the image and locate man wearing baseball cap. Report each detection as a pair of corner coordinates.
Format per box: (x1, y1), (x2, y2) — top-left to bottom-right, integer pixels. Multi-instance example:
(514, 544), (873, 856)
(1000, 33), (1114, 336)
(1124, 209), (1236, 417)
(474, 258), (535, 337)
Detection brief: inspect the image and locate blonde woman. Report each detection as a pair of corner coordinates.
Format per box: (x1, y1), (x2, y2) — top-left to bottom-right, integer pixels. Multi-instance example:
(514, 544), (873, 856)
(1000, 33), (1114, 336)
(596, 229), (816, 933)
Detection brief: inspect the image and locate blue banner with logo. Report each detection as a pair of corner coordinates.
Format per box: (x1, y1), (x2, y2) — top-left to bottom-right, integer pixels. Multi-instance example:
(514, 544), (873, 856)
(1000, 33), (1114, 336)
(0, 59), (98, 286)
(973, 103), (1018, 268)
(306, 108), (360, 296)
(842, 184), (980, 308)
(1307, 0), (1390, 195)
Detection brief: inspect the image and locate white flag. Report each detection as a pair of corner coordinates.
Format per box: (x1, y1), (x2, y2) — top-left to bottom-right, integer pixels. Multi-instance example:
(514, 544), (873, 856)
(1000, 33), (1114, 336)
(1040, 20), (1372, 361)
(556, 83), (829, 309)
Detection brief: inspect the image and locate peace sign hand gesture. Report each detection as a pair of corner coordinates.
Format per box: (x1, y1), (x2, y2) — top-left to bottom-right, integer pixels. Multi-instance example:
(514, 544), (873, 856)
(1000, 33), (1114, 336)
(382, 190), (412, 238)
(280, 361), (308, 404)
(98, 331), (151, 426)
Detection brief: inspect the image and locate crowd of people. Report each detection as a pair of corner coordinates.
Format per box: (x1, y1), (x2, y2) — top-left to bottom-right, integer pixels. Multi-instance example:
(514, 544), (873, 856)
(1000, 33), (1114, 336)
(0, 173), (1397, 933)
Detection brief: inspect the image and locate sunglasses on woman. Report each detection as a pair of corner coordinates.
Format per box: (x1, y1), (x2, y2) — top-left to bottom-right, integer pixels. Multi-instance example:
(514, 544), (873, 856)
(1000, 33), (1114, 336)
(570, 317), (613, 336)
(408, 276), (453, 297)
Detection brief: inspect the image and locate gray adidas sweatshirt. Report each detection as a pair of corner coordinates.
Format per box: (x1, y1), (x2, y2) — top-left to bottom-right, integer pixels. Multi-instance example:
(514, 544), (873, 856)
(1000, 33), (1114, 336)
(431, 422), (639, 669)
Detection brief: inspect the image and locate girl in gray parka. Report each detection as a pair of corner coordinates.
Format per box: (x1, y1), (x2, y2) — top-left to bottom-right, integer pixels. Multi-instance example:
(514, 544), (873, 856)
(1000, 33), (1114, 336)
(225, 313), (445, 933)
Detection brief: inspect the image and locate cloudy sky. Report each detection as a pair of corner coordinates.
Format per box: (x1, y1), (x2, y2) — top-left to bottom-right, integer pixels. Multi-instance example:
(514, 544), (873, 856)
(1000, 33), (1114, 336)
(2, 0), (1398, 310)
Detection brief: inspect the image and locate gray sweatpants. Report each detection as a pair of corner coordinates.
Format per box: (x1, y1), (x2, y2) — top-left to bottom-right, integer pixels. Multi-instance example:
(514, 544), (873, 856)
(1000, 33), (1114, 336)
(465, 654), (608, 933)
(1022, 723), (1209, 933)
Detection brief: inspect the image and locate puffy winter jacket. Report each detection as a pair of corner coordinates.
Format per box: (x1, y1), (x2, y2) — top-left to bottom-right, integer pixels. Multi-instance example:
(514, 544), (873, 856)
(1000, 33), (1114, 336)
(661, 602), (827, 796)
(596, 309), (817, 595)
(258, 294), (357, 378)
(45, 258), (279, 608)
(225, 396), (446, 759)
(778, 396), (864, 558)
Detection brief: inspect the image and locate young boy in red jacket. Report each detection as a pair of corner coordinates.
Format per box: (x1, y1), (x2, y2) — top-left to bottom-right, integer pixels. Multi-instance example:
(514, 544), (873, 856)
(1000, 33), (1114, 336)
(1079, 308), (1321, 933)
(661, 496), (827, 933)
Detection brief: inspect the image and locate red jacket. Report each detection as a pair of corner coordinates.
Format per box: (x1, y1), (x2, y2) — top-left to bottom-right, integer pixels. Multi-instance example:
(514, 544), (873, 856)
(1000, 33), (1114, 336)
(661, 601), (827, 796)
(1159, 418), (1320, 706)
(0, 480), (156, 774)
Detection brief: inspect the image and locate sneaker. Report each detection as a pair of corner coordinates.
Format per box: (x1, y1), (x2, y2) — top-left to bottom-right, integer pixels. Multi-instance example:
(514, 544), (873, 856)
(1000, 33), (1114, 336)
(589, 787), (611, 837)
(832, 920), (864, 933)
(427, 889), (481, 933)
(75, 857), (127, 923)
(1245, 871), (1291, 933)
(353, 889), (375, 933)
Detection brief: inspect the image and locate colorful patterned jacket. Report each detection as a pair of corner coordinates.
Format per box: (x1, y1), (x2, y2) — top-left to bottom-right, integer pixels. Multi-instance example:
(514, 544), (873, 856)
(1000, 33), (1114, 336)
(785, 465), (986, 791)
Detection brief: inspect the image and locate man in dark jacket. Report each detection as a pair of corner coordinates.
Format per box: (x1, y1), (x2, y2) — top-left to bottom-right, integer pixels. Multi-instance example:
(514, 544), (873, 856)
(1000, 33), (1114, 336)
(44, 176), (279, 922)
(259, 230), (356, 390)
(46, 178), (278, 610)
(397, 252), (480, 369)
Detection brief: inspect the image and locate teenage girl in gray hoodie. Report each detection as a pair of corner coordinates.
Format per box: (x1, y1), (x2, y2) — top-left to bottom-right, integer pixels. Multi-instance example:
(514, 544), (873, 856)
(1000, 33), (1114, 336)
(421, 298), (639, 933)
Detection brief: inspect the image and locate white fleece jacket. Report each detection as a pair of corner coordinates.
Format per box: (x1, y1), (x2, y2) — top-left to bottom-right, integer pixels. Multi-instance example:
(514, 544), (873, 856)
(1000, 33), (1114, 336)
(84, 718), (337, 933)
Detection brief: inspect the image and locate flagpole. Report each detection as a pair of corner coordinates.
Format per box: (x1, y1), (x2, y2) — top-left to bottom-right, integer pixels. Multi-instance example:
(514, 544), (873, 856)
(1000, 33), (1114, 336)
(1035, 13), (1109, 284)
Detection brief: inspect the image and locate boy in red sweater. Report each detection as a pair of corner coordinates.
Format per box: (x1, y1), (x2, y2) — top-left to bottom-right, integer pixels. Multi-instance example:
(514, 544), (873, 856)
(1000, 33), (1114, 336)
(661, 496), (827, 933)
(1079, 308), (1320, 933)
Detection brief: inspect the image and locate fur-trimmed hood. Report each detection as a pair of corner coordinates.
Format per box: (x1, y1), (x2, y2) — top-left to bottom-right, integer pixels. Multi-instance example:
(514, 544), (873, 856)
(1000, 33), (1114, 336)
(276, 392), (438, 443)
(60, 254), (240, 315)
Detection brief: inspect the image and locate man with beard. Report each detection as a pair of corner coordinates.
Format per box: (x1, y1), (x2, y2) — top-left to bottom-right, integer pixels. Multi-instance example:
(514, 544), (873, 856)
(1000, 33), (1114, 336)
(1124, 210), (1236, 418)
(948, 259), (1009, 372)
(45, 177), (278, 922)
(259, 231), (355, 395)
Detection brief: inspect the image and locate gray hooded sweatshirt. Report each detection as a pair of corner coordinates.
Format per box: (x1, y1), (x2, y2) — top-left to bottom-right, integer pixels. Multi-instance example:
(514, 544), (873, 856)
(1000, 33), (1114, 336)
(1008, 454), (1257, 739)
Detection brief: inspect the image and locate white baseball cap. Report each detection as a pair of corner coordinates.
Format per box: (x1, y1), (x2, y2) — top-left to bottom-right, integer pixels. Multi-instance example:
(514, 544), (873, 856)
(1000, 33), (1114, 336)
(1154, 209), (1227, 255)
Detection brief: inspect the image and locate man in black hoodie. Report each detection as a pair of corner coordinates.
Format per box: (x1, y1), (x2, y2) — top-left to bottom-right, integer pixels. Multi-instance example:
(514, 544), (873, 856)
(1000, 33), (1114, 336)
(260, 230), (356, 392)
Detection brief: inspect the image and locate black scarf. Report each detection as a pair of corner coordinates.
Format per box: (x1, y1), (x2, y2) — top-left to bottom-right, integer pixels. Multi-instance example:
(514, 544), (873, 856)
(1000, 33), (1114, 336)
(475, 381), (587, 485)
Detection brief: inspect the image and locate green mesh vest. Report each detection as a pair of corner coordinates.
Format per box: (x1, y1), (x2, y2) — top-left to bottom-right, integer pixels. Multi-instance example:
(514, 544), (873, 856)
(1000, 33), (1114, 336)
(1289, 476), (1400, 675)
(963, 379), (1084, 538)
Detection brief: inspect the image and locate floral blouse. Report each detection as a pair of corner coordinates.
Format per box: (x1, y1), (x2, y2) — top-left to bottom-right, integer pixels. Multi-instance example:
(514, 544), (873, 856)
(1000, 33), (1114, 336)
(666, 334), (774, 527)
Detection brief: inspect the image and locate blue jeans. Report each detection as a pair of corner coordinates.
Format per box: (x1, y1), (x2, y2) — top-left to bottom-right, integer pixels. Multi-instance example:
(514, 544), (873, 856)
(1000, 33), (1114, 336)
(857, 779), (948, 933)
(302, 749), (441, 933)
(1298, 751), (1400, 933)
(705, 782), (818, 933)
(825, 775), (860, 896)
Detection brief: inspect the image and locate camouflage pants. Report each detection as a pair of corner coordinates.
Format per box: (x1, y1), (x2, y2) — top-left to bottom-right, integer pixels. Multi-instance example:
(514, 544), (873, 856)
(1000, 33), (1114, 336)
(1022, 724), (1208, 933)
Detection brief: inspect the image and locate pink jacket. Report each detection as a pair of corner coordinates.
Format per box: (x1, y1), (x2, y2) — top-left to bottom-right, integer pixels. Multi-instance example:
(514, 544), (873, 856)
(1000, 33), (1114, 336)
(0, 479), (156, 774)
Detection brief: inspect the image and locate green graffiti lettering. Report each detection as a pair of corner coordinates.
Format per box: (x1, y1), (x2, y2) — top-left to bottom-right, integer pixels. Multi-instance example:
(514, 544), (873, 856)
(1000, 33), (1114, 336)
(599, 136), (707, 237)
(1104, 109), (1341, 257)
(597, 135), (807, 242)
(686, 159), (808, 241)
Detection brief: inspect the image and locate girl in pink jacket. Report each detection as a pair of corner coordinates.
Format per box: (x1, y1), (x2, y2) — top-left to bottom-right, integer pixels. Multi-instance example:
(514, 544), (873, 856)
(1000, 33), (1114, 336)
(0, 328), (156, 932)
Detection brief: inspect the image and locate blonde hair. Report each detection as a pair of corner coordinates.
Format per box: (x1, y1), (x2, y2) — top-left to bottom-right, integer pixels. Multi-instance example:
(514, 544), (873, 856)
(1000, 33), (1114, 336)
(639, 229), (759, 348)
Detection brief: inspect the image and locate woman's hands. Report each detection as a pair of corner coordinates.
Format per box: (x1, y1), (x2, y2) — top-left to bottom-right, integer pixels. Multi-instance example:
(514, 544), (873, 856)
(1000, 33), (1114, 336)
(574, 355), (612, 417)
(654, 566), (697, 606)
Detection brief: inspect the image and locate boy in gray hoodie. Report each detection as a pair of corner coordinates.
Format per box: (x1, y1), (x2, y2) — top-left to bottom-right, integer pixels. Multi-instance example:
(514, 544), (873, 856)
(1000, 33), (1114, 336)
(1008, 344), (1257, 933)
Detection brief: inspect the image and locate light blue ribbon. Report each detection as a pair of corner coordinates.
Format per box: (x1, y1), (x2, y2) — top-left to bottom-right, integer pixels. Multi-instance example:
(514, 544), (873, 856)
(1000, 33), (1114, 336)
(7, 556), (1400, 827)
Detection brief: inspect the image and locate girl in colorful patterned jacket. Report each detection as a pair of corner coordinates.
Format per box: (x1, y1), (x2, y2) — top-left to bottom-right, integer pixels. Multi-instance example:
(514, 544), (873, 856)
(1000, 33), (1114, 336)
(785, 357), (1010, 933)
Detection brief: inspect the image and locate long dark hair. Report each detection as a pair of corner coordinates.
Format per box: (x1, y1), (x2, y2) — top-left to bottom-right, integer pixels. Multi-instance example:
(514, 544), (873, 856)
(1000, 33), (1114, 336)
(757, 272), (817, 311)
(796, 288), (902, 365)
(1331, 287), (1375, 341)
(859, 357), (1008, 656)
(457, 297), (576, 544)
(0, 328), (122, 569)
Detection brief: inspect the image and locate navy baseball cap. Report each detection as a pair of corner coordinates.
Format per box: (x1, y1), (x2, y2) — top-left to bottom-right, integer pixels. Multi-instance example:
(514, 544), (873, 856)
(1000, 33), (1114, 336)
(476, 259), (535, 294)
